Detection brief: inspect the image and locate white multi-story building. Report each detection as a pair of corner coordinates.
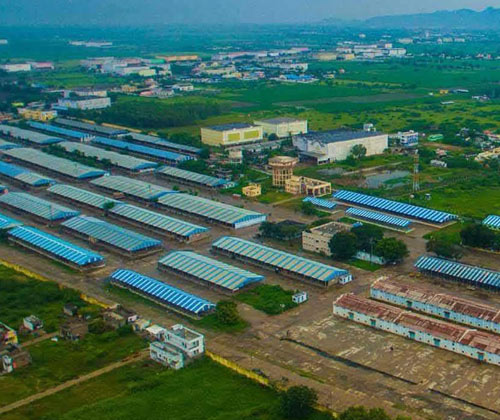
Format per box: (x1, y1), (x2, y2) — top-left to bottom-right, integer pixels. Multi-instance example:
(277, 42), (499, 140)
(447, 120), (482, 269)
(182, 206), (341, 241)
(164, 324), (205, 358)
(57, 96), (111, 110)
(397, 130), (419, 147)
(0, 63), (31, 73)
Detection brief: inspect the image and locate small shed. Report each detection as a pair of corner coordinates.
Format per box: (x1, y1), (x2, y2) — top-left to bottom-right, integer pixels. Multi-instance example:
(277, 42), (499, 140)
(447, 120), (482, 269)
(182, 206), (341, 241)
(22, 315), (43, 332)
(292, 291), (308, 304)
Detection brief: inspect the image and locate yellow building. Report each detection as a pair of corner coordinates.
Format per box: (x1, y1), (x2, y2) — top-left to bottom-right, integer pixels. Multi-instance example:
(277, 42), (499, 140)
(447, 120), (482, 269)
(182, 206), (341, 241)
(18, 108), (57, 121)
(254, 117), (308, 138)
(242, 183), (261, 197)
(285, 176), (332, 197)
(0, 321), (18, 346)
(201, 123), (263, 147)
(268, 156), (298, 187)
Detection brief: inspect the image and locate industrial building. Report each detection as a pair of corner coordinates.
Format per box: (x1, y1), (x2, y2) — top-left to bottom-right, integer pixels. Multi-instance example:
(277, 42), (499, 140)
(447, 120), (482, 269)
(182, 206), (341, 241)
(302, 197), (336, 210)
(201, 123), (263, 147)
(333, 293), (500, 367)
(345, 207), (413, 231)
(0, 161), (55, 189)
(371, 277), (500, 334)
(109, 269), (215, 317)
(27, 121), (93, 141)
(61, 216), (163, 258)
(58, 142), (158, 173)
(54, 118), (127, 137)
(157, 193), (266, 229)
(0, 125), (62, 145)
(254, 117), (308, 138)
(108, 203), (210, 243)
(397, 130), (419, 147)
(90, 175), (174, 202)
(0, 192), (80, 223)
(0, 139), (21, 150)
(212, 236), (352, 287)
(284, 176), (332, 197)
(123, 132), (201, 156)
(0, 212), (22, 230)
(415, 256), (500, 290)
(2, 148), (108, 180)
(268, 156), (299, 187)
(333, 190), (457, 224)
(7, 225), (104, 270)
(18, 108), (57, 122)
(483, 215), (500, 231)
(293, 129), (388, 163)
(57, 96), (111, 110)
(47, 184), (120, 211)
(158, 250), (264, 293)
(302, 221), (350, 256)
(156, 166), (229, 189)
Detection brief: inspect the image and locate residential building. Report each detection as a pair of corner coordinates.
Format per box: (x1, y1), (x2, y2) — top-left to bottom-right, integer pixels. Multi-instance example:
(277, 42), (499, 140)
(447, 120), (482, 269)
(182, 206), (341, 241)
(57, 96), (111, 110)
(285, 176), (331, 197)
(242, 183), (262, 197)
(0, 322), (18, 347)
(302, 221), (351, 256)
(60, 320), (88, 341)
(0, 63), (31, 73)
(149, 341), (184, 369)
(228, 148), (243, 164)
(172, 83), (194, 92)
(268, 156), (299, 187)
(1, 345), (31, 373)
(64, 88), (108, 98)
(145, 324), (167, 341)
(430, 159), (447, 168)
(201, 123), (263, 147)
(293, 129), (388, 163)
(254, 117), (308, 138)
(397, 130), (419, 148)
(164, 324), (205, 358)
(293, 291), (308, 304)
(22, 315), (43, 332)
(18, 107), (57, 121)
(63, 303), (79, 317)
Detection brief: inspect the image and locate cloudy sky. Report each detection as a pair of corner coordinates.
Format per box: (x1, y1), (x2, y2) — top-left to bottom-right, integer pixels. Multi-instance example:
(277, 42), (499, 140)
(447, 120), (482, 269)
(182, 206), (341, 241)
(0, 0), (495, 25)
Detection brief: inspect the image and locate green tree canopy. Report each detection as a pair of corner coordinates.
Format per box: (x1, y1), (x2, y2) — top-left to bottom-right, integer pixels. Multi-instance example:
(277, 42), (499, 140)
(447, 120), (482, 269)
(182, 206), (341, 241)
(215, 301), (241, 326)
(351, 224), (384, 252)
(329, 232), (358, 261)
(374, 238), (409, 264)
(280, 386), (318, 419)
(350, 144), (367, 160)
(460, 223), (498, 250)
(426, 237), (463, 260)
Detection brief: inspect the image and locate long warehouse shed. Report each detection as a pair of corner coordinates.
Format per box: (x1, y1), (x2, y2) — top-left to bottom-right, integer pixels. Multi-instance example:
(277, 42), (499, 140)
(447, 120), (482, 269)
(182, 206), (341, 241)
(0, 212), (22, 230)
(123, 132), (202, 156)
(91, 137), (193, 166)
(156, 166), (229, 189)
(108, 203), (209, 243)
(90, 175), (174, 202)
(333, 190), (457, 224)
(483, 215), (500, 231)
(334, 293), (500, 367)
(109, 269), (215, 317)
(8, 225), (104, 271)
(371, 277), (500, 334)
(0, 139), (22, 150)
(157, 193), (266, 229)
(0, 192), (79, 223)
(47, 184), (120, 211)
(61, 215), (162, 258)
(0, 161), (55, 188)
(54, 118), (127, 137)
(27, 121), (92, 141)
(0, 125), (62, 145)
(212, 236), (352, 287)
(2, 148), (108, 180)
(345, 207), (412, 231)
(58, 141), (158, 173)
(415, 256), (500, 290)
(158, 250), (264, 293)
(302, 197), (337, 210)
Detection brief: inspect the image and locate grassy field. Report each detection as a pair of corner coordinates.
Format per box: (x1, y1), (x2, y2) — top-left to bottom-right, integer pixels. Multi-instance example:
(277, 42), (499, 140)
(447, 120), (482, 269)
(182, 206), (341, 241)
(236, 284), (298, 315)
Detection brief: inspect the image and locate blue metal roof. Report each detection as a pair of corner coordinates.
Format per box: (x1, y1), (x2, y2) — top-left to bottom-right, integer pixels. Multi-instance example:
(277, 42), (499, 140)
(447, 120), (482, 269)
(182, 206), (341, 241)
(61, 215), (162, 252)
(27, 121), (91, 140)
(55, 118), (127, 136)
(91, 137), (193, 164)
(303, 197), (336, 210)
(0, 125), (62, 145)
(415, 256), (500, 289)
(333, 190), (457, 224)
(212, 236), (350, 284)
(483, 215), (500, 230)
(8, 225), (104, 267)
(0, 212), (22, 230)
(0, 192), (80, 221)
(157, 166), (228, 188)
(125, 132), (202, 155)
(346, 207), (412, 228)
(0, 161), (55, 187)
(47, 184), (120, 209)
(90, 175), (175, 201)
(158, 250), (264, 292)
(0, 138), (22, 150)
(109, 269), (215, 315)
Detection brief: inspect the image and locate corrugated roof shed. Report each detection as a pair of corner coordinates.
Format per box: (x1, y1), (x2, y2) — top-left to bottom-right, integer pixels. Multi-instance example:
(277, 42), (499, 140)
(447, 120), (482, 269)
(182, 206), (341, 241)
(55, 118), (127, 136)
(333, 190), (457, 224)
(303, 196), (336, 210)
(90, 175), (174, 201)
(483, 215), (500, 230)
(157, 166), (228, 188)
(212, 236), (350, 284)
(157, 193), (266, 228)
(158, 250), (263, 292)
(61, 215), (162, 252)
(8, 225), (104, 267)
(27, 121), (91, 141)
(2, 148), (108, 179)
(125, 132), (201, 155)
(110, 269), (214, 315)
(0, 138), (22, 150)
(334, 293), (402, 322)
(346, 207), (412, 228)
(0, 212), (22, 230)
(0, 161), (55, 187)
(0, 125), (62, 145)
(0, 192), (80, 221)
(47, 184), (120, 209)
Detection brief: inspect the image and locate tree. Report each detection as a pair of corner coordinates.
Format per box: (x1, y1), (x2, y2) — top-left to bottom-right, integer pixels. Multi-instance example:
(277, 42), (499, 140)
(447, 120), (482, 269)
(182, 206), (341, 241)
(338, 406), (410, 420)
(374, 238), (409, 264)
(351, 224), (384, 252)
(460, 224), (497, 250)
(329, 232), (358, 261)
(301, 200), (318, 216)
(215, 301), (241, 326)
(350, 144), (367, 160)
(280, 386), (318, 419)
(426, 237), (463, 260)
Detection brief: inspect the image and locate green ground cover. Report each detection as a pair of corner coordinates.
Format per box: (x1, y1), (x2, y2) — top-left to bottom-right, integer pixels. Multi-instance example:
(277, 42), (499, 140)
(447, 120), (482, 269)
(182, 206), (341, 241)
(236, 284), (298, 315)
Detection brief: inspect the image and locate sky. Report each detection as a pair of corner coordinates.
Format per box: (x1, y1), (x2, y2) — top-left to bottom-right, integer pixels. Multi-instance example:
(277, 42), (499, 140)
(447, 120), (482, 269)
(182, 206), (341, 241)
(0, 0), (496, 25)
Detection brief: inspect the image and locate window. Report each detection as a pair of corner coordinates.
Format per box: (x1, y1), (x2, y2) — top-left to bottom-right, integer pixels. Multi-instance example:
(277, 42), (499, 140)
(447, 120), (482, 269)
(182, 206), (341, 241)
(409, 331), (415, 339)
(370, 319), (376, 327)
(433, 338), (441, 347)
(348, 312), (354, 320)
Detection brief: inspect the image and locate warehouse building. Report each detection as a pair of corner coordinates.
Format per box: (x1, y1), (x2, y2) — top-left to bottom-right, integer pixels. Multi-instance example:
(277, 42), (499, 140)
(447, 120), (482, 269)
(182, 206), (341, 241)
(47, 184), (120, 211)
(371, 277), (500, 334)
(109, 269), (215, 317)
(415, 256), (500, 290)
(254, 117), (308, 138)
(57, 96), (111, 110)
(157, 193), (266, 229)
(333, 190), (457, 224)
(201, 123), (263, 147)
(0, 212), (22, 230)
(27, 121), (93, 141)
(8, 225), (104, 271)
(0, 125), (62, 145)
(0, 192), (79, 224)
(61, 215), (162, 258)
(123, 132), (201, 156)
(90, 175), (174, 202)
(212, 236), (352, 287)
(58, 142), (158, 173)
(0, 139), (22, 150)
(345, 207), (413, 232)
(2, 148), (108, 180)
(293, 129), (388, 163)
(156, 166), (229, 189)
(108, 203), (210, 243)
(334, 293), (500, 367)
(302, 197), (336, 210)
(158, 250), (264, 293)
(54, 118), (127, 137)
(0, 161), (55, 189)
(483, 215), (500, 231)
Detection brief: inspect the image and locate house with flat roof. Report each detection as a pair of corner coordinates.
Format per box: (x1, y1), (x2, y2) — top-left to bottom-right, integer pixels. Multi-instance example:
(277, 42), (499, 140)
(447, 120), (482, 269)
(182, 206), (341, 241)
(201, 123), (263, 147)
(254, 117), (308, 138)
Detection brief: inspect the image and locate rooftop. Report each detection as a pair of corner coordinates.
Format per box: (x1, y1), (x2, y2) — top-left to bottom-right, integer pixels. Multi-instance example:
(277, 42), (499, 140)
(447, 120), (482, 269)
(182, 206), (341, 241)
(298, 129), (382, 144)
(256, 117), (304, 124)
(206, 123), (256, 131)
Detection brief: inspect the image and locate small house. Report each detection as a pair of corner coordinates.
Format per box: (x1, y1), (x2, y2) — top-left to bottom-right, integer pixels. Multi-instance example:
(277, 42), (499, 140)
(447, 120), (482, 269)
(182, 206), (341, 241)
(63, 303), (79, 317)
(103, 311), (126, 329)
(145, 324), (167, 341)
(292, 291), (308, 304)
(132, 318), (151, 333)
(22, 315), (43, 332)
(60, 320), (88, 341)
(0, 322), (18, 348)
(149, 341), (184, 370)
(1, 345), (31, 373)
